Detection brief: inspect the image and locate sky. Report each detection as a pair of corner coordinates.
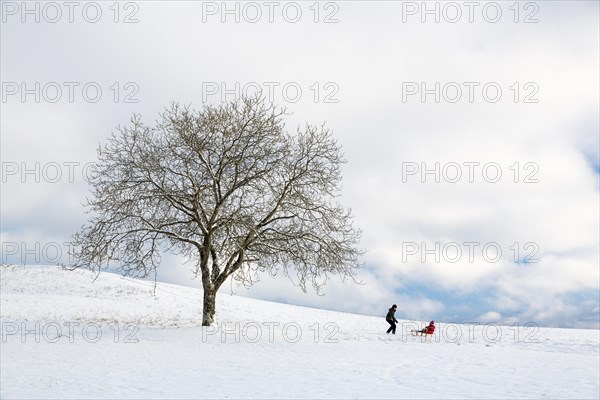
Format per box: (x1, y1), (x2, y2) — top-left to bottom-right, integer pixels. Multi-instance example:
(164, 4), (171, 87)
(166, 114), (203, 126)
(1, 0), (599, 329)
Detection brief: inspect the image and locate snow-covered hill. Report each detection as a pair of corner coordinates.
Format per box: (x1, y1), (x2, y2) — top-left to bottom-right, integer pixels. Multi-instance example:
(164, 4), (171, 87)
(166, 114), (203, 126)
(1, 265), (599, 399)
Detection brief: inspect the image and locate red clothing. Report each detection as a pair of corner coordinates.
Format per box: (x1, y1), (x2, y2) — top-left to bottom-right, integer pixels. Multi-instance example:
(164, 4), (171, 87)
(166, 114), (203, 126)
(426, 324), (435, 334)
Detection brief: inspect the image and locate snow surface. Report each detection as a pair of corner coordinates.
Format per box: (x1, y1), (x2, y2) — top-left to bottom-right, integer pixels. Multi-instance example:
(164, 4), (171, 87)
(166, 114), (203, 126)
(1, 265), (599, 399)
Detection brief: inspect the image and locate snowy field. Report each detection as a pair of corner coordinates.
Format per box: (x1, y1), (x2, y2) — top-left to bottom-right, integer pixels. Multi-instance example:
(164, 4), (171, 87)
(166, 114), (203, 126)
(1, 265), (598, 399)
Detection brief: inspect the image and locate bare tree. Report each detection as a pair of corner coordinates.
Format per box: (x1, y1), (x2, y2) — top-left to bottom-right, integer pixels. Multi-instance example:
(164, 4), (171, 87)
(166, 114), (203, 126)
(70, 96), (362, 326)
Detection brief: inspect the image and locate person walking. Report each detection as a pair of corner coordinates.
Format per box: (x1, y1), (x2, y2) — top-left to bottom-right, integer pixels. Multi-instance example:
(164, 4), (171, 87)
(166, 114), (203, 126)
(386, 304), (398, 334)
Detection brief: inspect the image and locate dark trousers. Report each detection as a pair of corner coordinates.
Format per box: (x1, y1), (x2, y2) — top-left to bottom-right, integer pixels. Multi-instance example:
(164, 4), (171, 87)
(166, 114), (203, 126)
(386, 319), (396, 334)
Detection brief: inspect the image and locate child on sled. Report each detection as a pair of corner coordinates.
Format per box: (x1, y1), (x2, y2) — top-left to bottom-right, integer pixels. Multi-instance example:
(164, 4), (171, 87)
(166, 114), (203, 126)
(412, 320), (435, 336)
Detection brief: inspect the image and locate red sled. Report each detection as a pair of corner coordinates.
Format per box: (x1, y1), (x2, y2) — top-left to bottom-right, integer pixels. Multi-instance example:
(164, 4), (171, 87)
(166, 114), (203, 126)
(411, 327), (435, 336)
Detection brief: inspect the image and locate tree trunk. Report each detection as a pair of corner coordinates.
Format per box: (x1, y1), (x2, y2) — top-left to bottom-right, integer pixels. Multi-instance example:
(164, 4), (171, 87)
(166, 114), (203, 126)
(202, 287), (216, 326)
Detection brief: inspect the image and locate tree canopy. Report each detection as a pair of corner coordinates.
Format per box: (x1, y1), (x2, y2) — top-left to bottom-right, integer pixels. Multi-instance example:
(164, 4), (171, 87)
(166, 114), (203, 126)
(71, 96), (363, 325)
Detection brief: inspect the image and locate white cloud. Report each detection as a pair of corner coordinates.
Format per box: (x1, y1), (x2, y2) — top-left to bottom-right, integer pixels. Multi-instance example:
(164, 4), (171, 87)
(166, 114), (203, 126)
(478, 311), (502, 323)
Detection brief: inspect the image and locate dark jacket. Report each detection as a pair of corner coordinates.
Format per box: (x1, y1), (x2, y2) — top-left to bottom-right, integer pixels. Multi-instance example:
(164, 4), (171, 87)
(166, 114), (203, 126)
(386, 308), (398, 323)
